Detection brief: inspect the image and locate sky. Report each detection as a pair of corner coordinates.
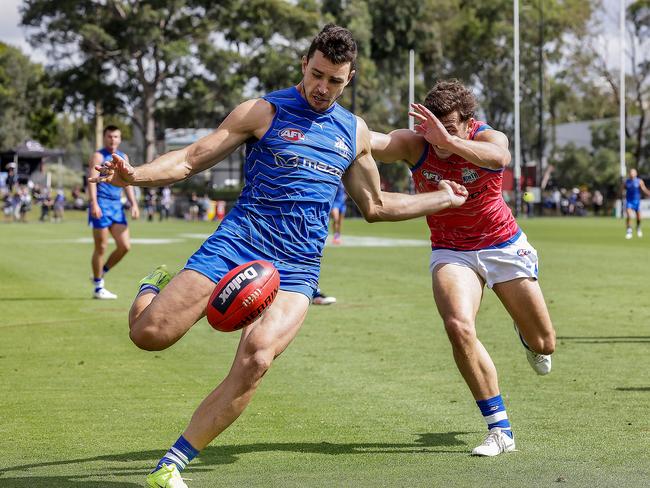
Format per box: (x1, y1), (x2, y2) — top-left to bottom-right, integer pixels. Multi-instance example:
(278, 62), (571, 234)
(0, 0), (47, 63)
(0, 0), (629, 69)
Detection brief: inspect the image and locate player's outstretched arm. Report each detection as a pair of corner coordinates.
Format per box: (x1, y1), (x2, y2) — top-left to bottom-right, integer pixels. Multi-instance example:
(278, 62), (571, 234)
(89, 99), (273, 187)
(370, 129), (425, 165)
(344, 118), (468, 222)
(409, 103), (510, 170)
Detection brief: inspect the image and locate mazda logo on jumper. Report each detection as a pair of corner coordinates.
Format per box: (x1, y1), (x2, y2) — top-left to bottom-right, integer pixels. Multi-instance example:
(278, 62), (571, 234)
(212, 263), (264, 314)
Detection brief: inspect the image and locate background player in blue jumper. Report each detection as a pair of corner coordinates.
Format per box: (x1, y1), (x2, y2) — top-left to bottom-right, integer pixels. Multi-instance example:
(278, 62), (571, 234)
(92, 25), (468, 488)
(623, 168), (650, 239)
(88, 125), (140, 299)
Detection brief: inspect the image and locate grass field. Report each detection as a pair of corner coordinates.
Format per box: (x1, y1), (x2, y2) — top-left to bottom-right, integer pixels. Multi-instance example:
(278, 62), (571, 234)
(1, 213), (649, 487)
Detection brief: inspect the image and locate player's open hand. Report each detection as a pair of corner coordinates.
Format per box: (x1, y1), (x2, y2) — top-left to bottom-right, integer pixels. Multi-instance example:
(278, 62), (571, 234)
(88, 153), (136, 187)
(409, 103), (452, 149)
(438, 179), (468, 208)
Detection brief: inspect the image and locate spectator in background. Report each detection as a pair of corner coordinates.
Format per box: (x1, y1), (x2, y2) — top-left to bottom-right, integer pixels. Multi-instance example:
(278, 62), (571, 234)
(592, 190), (603, 216)
(2, 189), (12, 222)
(6, 163), (16, 192)
(144, 188), (157, 222)
(523, 189), (534, 218)
(38, 187), (53, 222)
(159, 187), (172, 220)
(199, 194), (211, 221)
(72, 186), (86, 210)
(53, 190), (65, 222)
(18, 186), (31, 222)
(188, 192), (199, 221)
(552, 187), (561, 215)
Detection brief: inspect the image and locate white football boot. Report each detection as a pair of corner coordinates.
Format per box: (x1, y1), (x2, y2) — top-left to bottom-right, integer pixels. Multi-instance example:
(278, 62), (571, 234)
(471, 428), (516, 457)
(514, 323), (552, 375)
(626, 228), (633, 239)
(637, 228), (643, 238)
(94, 287), (117, 299)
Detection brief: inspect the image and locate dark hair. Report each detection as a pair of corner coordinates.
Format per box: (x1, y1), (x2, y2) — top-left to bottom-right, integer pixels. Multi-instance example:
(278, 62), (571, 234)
(307, 24), (357, 70)
(423, 79), (477, 121)
(103, 125), (120, 135)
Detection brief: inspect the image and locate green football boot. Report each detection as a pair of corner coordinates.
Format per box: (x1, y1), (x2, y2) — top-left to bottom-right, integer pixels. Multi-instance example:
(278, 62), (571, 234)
(139, 265), (174, 293)
(146, 463), (188, 487)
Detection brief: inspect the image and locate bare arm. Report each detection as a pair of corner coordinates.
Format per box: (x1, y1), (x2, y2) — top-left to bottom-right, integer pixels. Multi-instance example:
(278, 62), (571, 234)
(90, 99), (273, 187)
(410, 103), (511, 170)
(87, 152), (103, 218)
(640, 179), (650, 197)
(370, 129), (425, 165)
(344, 117), (467, 223)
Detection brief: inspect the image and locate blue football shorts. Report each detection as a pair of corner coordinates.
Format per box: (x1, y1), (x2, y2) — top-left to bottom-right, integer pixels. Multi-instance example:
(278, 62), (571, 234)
(88, 198), (127, 229)
(184, 219), (320, 300)
(626, 200), (640, 212)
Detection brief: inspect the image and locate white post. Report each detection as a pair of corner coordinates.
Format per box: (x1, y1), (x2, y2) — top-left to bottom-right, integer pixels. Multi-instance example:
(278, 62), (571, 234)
(513, 0), (522, 217)
(619, 0), (626, 180)
(409, 49), (415, 131)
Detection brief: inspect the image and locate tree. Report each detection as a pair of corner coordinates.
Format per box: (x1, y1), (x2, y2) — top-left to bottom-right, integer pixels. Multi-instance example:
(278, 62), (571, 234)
(0, 42), (59, 150)
(23, 0), (322, 162)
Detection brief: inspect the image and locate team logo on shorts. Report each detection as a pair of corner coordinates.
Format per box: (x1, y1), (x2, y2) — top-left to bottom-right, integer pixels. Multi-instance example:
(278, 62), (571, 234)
(462, 168), (479, 184)
(334, 136), (352, 157)
(280, 128), (305, 142)
(422, 170), (442, 182)
(517, 249), (532, 256)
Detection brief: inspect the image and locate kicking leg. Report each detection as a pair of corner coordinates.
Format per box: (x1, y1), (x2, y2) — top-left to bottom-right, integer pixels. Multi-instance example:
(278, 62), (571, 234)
(148, 291), (310, 486)
(129, 269), (214, 351)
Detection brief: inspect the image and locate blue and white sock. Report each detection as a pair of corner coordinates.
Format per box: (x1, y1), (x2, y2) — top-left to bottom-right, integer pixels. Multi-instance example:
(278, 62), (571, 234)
(93, 278), (104, 292)
(476, 394), (513, 438)
(154, 435), (199, 473)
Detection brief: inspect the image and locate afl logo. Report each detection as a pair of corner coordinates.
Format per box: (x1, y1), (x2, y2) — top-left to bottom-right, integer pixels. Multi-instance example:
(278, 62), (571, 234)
(422, 170), (442, 183)
(280, 128), (305, 142)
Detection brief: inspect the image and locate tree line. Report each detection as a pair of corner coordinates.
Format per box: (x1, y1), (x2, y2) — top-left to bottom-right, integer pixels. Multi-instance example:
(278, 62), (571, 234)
(1, 0), (648, 193)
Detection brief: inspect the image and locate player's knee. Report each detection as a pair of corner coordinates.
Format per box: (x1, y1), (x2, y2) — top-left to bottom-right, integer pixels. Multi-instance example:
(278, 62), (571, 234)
(116, 240), (131, 254)
(129, 323), (170, 351)
(241, 350), (274, 384)
(443, 317), (476, 349)
(95, 243), (108, 255)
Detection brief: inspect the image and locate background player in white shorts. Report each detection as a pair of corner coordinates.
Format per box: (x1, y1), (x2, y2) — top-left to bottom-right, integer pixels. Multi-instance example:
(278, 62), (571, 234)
(371, 79), (556, 457)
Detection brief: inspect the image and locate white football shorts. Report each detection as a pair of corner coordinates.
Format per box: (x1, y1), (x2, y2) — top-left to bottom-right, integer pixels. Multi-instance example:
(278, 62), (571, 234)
(429, 232), (539, 288)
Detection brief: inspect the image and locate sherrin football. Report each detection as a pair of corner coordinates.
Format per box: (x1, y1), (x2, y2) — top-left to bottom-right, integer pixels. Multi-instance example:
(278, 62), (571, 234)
(206, 260), (280, 332)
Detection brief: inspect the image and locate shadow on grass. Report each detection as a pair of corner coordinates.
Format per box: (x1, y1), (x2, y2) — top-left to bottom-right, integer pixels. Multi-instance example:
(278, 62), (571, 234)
(0, 477), (139, 488)
(0, 297), (89, 301)
(557, 335), (650, 344)
(0, 432), (471, 485)
(615, 387), (650, 392)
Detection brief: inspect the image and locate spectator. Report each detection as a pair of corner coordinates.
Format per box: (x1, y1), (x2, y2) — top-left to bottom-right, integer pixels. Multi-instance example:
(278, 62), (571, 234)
(38, 187), (53, 222)
(53, 190), (65, 222)
(6, 163), (16, 192)
(592, 190), (603, 216)
(144, 188), (157, 222)
(2, 189), (12, 222)
(188, 192), (199, 221)
(159, 187), (172, 221)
